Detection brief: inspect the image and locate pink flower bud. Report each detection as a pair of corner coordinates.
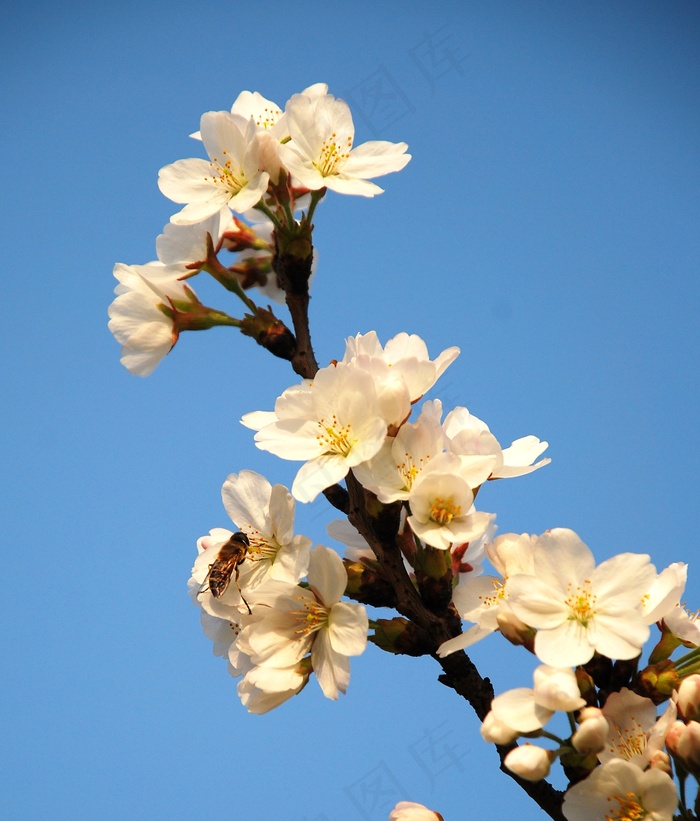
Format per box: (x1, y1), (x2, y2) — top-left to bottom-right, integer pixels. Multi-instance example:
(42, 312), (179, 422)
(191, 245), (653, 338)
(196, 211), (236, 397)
(504, 744), (552, 781)
(572, 707), (608, 755)
(677, 674), (700, 721)
(667, 719), (700, 774)
(648, 750), (673, 776)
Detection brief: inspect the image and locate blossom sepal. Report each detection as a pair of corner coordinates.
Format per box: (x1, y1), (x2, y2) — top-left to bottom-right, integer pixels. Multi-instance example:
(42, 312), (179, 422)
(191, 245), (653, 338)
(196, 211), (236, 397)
(164, 288), (240, 334)
(634, 660), (681, 704)
(239, 306), (296, 361)
(343, 559), (397, 608)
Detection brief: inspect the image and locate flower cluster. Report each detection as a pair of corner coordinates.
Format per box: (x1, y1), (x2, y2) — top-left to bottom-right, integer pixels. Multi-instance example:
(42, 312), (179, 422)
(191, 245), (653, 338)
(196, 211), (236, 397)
(189, 470), (367, 713)
(467, 527), (700, 818)
(243, 331), (548, 549)
(109, 84), (410, 375)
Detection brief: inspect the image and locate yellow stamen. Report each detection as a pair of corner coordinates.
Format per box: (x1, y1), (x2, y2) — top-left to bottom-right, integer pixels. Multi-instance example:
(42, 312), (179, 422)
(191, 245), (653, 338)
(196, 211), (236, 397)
(430, 496), (461, 525)
(317, 132), (353, 176)
(292, 597), (329, 638)
(316, 414), (354, 456)
(565, 579), (597, 626)
(604, 790), (646, 821)
(398, 451), (430, 490)
(205, 150), (245, 194)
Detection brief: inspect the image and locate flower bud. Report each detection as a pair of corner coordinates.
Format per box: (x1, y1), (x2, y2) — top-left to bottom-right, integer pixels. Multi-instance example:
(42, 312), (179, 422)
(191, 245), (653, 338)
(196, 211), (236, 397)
(480, 710), (519, 745)
(239, 307), (296, 361)
(389, 801), (444, 820)
(504, 744), (552, 781)
(635, 659), (681, 703)
(369, 618), (434, 657)
(496, 609), (535, 650)
(533, 665), (586, 712)
(648, 750), (673, 776)
(571, 707), (608, 755)
(667, 720), (700, 774)
(677, 674), (700, 721)
(343, 559), (397, 608)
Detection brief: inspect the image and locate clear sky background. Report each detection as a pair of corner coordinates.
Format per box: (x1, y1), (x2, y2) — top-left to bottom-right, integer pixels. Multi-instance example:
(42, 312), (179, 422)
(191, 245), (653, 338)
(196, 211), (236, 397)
(2, 2), (699, 819)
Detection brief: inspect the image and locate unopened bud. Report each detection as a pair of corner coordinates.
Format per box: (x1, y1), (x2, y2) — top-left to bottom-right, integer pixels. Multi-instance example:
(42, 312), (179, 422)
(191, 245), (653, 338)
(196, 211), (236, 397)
(504, 744), (552, 781)
(239, 307), (296, 361)
(221, 217), (270, 252)
(575, 668), (597, 703)
(677, 674), (700, 721)
(414, 545), (453, 611)
(370, 618), (435, 657)
(572, 707), (608, 755)
(343, 559), (397, 608)
(648, 750), (673, 776)
(533, 665), (586, 712)
(496, 609), (535, 651)
(480, 710), (519, 745)
(635, 660), (681, 704)
(667, 720), (700, 774)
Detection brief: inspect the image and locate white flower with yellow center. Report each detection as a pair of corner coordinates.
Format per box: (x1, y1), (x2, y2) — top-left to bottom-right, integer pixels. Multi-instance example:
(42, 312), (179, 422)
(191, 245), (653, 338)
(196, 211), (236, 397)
(437, 532), (537, 657)
(599, 688), (677, 770)
(353, 399), (445, 502)
(237, 546), (368, 700)
(221, 469), (311, 589)
(279, 92), (410, 196)
(158, 111), (270, 225)
(507, 529), (656, 667)
(406, 453), (495, 550)
(241, 363), (388, 503)
(562, 758), (678, 821)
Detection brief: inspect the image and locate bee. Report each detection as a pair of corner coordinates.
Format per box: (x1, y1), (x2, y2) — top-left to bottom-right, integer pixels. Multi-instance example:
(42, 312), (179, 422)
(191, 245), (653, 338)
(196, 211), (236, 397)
(200, 531), (251, 613)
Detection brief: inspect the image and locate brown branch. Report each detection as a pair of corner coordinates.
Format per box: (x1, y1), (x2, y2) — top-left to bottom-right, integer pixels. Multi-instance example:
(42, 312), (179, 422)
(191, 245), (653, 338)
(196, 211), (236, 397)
(265, 223), (567, 820)
(322, 484), (350, 515)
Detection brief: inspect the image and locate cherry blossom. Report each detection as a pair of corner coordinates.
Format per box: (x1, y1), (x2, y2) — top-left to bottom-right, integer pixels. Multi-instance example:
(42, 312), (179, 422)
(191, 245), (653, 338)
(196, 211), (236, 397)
(437, 532), (537, 657)
(241, 363), (389, 503)
(155, 207), (234, 267)
(237, 546), (368, 700)
(562, 758), (678, 821)
(279, 91), (410, 196)
(406, 454), (495, 550)
(488, 665), (585, 735)
(443, 405), (550, 479)
(506, 528), (656, 666)
(221, 469), (311, 590)
(342, 332), (459, 404)
(158, 111), (270, 225)
(389, 801), (444, 821)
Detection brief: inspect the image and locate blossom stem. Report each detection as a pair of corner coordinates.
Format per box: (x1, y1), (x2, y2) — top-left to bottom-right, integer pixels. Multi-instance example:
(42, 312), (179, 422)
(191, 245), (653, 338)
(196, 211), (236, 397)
(304, 188), (325, 225)
(674, 646), (700, 669)
(254, 199), (285, 232)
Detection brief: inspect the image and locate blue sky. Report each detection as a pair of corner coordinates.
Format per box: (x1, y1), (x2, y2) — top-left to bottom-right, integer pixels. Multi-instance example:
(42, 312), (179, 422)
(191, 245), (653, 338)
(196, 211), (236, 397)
(2, 2), (699, 819)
